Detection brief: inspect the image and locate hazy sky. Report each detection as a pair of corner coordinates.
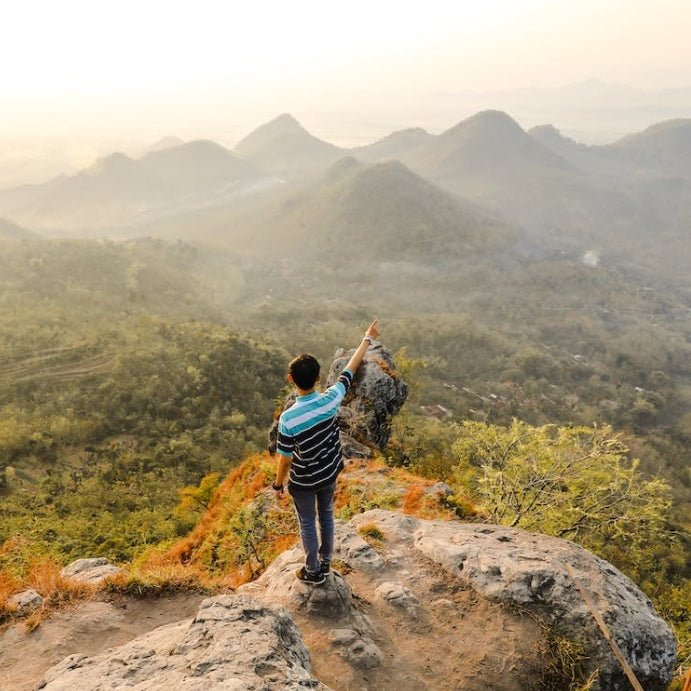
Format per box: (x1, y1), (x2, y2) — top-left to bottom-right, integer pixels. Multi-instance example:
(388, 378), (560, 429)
(1, 0), (690, 145)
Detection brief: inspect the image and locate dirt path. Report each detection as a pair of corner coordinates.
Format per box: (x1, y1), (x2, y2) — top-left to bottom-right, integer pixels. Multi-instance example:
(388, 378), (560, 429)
(286, 522), (549, 691)
(0, 592), (206, 690)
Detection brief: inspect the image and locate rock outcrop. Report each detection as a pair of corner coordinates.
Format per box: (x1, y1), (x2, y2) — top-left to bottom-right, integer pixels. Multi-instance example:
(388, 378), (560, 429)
(60, 557), (124, 584)
(352, 510), (677, 691)
(7, 588), (43, 612)
(326, 340), (408, 449)
(37, 511), (676, 691)
(269, 340), (408, 455)
(38, 595), (327, 690)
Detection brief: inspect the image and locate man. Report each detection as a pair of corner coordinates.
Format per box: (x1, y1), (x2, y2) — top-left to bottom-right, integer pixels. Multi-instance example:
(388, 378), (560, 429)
(272, 319), (380, 584)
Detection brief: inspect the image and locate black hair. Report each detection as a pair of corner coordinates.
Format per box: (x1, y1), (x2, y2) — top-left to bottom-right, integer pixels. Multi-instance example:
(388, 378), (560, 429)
(289, 353), (320, 390)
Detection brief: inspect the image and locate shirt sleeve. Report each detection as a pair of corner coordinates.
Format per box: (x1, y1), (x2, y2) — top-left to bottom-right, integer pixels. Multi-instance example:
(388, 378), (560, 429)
(323, 367), (354, 405)
(276, 416), (294, 458)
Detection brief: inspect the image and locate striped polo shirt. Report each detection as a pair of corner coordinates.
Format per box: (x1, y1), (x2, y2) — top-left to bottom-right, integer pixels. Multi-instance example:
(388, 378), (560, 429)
(276, 368), (354, 490)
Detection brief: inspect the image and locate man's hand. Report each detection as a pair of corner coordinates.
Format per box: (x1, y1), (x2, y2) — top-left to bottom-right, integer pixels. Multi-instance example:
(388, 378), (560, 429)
(345, 318), (382, 374)
(365, 319), (380, 340)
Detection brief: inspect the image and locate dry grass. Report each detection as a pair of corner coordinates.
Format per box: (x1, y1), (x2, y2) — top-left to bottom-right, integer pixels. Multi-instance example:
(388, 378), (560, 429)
(358, 523), (385, 547)
(104, 563), (216, 598)
(0, 569), (22, 621)
(0, 556), (98, 631)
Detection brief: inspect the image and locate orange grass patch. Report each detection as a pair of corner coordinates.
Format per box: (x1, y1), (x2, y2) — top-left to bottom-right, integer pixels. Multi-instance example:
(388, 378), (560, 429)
(26, 556), (96, 605)
(402, 483), (426, 514)
(163, 454), (270, 566)
(0, 569), (22, 620)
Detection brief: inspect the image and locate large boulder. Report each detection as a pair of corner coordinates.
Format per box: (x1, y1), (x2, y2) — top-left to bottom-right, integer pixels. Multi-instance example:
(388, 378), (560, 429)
(37, 595), (329, 690)
(268, 340), (407, 455)
(326, 340), (408, 449)
(349, 510), (677, 691)
(60, 557), (124, 584)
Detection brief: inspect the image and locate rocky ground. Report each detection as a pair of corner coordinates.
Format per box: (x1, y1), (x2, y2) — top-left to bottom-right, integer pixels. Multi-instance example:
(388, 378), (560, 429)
(0, 592), (205, 690)
(1, 509), (676, 691)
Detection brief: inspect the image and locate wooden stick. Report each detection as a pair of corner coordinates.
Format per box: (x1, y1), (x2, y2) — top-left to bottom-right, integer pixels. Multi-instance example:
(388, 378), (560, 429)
(565, 563), (644, 691)
(682, 665), (691, 691)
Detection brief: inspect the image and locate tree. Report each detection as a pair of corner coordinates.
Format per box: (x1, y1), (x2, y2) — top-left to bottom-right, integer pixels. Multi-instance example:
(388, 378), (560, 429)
(451, 420), (672, 556)
(176, 472), (221, 517)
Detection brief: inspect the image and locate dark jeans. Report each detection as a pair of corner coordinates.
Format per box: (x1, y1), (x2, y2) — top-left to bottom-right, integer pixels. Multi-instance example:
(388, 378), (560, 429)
(289, 481), (337, 574)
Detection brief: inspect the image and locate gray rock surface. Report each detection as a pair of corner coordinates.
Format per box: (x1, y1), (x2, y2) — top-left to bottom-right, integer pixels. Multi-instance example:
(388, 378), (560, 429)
(242, 548), (354, 619)
(353, 509), (677, 691)
(7, 588), (43, 611)
(240, 543), (384, 673)
(60, 557), (124, 584)
(326, 341), (408, 449)
(332, 519), (386, 572)
(34, 511), (675, 691)
(374, 581), (420, 617)
(37, 595), (329, 690)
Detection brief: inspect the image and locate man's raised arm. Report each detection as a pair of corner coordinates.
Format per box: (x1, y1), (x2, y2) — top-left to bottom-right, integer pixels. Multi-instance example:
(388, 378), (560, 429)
(344, 319), (380, 374)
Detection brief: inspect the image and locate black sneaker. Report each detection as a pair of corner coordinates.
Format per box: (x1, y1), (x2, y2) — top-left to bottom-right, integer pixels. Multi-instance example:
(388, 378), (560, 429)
(320, 563), (331, 576)
(295, 566), (326, 585)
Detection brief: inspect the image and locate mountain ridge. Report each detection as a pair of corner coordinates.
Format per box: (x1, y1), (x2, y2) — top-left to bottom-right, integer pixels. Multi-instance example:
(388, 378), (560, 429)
(234, 113), (346, 177)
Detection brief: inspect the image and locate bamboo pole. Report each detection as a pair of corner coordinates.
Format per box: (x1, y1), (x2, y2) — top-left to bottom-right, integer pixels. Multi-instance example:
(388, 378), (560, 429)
(682, 665), (691, 691)
(565, 563), (644, 691)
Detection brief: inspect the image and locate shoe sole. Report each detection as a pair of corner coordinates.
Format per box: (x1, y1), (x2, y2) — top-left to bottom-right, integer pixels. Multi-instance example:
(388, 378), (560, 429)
(295, 569), (326, 586)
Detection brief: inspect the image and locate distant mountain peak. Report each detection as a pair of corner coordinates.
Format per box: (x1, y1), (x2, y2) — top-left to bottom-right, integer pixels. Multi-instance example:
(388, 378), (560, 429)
(242, 113), (309, 141)
(461, 109), (524, 132)
(530, 124), (562, 137)
(234, 114), (343, 176)
(529, 124), (576, 145)
(86, 152), (135, 176)
(326, 156), (363, 180)
(145, 136), (185, 154)
(272, 113), (305, 129)
(437, 110), (527, 147)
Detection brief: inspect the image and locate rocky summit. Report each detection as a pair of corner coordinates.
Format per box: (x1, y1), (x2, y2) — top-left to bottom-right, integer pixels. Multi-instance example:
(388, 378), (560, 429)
(37, 510), (676, 691)
(326, 341), (408, 449)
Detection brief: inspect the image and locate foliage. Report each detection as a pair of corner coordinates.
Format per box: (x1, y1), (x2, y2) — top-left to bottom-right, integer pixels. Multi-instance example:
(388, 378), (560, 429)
(452, 421), (671, 546)
(0, 234), (688, 660)
(176, 472), (222, 521)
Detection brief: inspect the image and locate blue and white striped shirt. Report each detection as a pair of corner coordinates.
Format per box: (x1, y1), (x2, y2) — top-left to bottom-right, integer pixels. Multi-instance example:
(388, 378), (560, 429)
(276, 368), (354, 490)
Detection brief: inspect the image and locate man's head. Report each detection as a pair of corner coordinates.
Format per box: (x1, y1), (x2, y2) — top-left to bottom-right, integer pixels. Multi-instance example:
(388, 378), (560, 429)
(289, 354), (320, 391)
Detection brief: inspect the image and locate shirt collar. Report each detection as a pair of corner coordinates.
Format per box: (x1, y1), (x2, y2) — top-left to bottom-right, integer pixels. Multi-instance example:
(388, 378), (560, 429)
(296, 391), (319, 402)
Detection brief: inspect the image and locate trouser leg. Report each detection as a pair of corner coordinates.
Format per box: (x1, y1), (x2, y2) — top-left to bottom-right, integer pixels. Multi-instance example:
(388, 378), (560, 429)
(316, 482), (336, 568)
(290, 487), (320, 573)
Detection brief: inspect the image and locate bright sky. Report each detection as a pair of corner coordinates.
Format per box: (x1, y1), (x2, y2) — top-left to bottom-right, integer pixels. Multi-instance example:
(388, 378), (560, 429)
(1, 0), (690, 144)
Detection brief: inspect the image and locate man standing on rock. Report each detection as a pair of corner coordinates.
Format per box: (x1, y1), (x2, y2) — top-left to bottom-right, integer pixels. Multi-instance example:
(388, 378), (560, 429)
(272, 320), (380, 585)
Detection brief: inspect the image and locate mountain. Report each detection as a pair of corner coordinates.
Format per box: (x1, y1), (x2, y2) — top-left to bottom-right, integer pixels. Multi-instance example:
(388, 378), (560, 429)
(142, 136), (185, 154)
(234, 113), (346, 178)
(603, 118), (691, 179)
(400, 110), (603, 234)
(406, 110), (572, 187)
(398, 111), (691, 259)
(528, 124), (648, 179)
(528, 124), (587, 158)
(350, 127), (432, 162)
(0, 140), (273, 232)
(210, 156), (511, 263)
